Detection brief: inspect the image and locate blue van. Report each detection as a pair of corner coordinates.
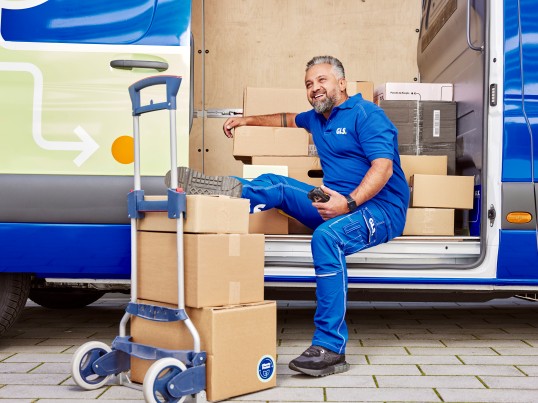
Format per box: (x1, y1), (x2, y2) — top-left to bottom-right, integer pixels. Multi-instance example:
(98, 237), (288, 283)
(1, 0), (538, 335)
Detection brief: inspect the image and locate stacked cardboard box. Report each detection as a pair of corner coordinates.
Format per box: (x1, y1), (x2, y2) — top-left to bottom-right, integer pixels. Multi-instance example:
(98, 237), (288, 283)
(235, 83), (374, 234)
(131, 195), (276, 401)
(401, 155), (474, 236)
(381, 100), (457, 175)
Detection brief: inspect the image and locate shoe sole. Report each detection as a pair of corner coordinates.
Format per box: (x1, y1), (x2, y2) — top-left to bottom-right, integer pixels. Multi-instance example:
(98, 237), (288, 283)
(288, 361), (350, 377)
(165, 167), (243, 198)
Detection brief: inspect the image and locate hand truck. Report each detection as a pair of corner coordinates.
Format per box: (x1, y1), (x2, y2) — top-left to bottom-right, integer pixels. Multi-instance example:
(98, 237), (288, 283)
(70, 75), (207, 403)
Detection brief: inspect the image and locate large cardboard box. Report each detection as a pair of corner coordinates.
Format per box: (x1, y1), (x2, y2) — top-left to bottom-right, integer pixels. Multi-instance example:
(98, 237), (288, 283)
(137, 232), (265, 307)
(131, 300), (277, 402)
(137, 195), (250, 234)
(381, 100), (457, 145)
(374, 82), (453, 103)
(243, 82), (374, 116)
(251, 156), (323, 187)
(399, 155), (447, 183)
(233, 127), (309, 158)
(410, 174), (474, 209)
(249, 209), (289, 234)
(403, 208), (455, 236)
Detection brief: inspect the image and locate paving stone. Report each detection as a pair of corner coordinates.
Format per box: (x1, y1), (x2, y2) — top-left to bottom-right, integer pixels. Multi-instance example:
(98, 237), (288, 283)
(231, 386), (325, 401)
(420, 364), (525, 376)
(345, 364), (421, 376)
(368, 355), (461, 365)
(361, 339), (445, 347)
(0, 373), (68, 385)
(491, 347), (538, 355)
(408, 347), (498, 355)
(437, 387), (538, 402)
(518, 366), (538, 376)
(459, 355), (538, 365)
(0, 363), (38, 373)
(278, 374), (374, 387)
(0, 385), (102, 399)
(480, 376), (538, 389)
(376, 374), (484, 388)
(442, 339), (532, 347)
(5, 353), (73, 363)
(326, 386), (441, 402)
(29, 362), (71, 374)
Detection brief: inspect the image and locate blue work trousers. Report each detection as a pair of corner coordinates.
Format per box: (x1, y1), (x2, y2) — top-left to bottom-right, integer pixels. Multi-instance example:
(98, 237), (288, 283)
(236, 174), (392, 354)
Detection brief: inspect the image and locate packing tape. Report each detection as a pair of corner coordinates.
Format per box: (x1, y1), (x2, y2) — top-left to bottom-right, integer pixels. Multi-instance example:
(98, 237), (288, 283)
(229, 281), (241, 305)
(228, 234), (240, 256)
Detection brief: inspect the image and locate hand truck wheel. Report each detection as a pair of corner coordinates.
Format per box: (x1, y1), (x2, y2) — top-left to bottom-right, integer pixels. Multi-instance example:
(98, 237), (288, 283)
(71, 341), (113, 390)
(143, 357), (188, 403)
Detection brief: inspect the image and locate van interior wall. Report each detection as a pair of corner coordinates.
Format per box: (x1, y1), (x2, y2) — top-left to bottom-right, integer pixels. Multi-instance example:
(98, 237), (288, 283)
(190, 0), (422, 176)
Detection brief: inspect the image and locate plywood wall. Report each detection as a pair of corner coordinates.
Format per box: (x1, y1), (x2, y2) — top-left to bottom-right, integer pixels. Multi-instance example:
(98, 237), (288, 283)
(190, 0), (422, 175)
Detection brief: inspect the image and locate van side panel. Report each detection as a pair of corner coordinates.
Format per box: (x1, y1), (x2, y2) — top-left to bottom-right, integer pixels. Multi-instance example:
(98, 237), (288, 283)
(498, 0), (538, 279)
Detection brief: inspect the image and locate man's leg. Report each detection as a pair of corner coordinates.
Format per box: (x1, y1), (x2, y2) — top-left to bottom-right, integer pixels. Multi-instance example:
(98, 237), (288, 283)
(236, 174), (324, 229)
(166, 167), (324, 229)
(289, 200), (391, 376)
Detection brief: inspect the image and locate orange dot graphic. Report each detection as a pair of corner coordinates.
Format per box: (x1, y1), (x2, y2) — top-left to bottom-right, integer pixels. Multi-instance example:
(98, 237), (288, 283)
(111, 136), (134, 164)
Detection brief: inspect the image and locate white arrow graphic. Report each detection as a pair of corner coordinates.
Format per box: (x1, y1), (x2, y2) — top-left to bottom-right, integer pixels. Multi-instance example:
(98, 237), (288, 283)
(0, 62), (99, 167)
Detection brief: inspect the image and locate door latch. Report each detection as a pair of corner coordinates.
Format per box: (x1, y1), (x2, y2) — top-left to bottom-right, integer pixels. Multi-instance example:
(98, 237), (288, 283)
(488, 204), (496, 227)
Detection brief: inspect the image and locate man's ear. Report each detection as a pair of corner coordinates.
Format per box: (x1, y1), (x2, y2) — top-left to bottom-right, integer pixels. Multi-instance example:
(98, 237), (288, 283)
(339, 78), (347, 92)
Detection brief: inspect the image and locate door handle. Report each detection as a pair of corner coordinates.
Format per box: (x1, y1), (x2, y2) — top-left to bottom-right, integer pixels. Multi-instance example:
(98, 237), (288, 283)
(466, 0), (484, 52)
(110, 60), (169, 72)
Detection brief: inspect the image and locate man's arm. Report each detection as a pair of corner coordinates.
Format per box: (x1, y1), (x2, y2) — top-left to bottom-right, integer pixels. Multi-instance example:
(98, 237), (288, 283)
(314, 158), (393, 220)
(223, 113), (298, 138)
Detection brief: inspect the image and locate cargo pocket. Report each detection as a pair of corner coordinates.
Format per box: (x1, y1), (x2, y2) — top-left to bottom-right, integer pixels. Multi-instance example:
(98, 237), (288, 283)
(361, 208), (387, 246)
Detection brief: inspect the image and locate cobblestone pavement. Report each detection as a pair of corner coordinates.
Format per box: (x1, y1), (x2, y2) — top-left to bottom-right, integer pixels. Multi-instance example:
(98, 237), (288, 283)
(0, 294), (538, 402)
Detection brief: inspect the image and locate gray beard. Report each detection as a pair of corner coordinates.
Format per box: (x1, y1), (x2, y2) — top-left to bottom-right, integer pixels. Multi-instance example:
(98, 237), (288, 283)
(312, 94), (338, 114)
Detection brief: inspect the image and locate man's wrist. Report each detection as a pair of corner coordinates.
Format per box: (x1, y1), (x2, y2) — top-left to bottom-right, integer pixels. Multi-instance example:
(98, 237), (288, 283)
(345, 194), (358, 212)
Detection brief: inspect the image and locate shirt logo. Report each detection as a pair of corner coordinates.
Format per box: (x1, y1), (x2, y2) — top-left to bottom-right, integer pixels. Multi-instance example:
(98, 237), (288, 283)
(336, 127), (347, 135)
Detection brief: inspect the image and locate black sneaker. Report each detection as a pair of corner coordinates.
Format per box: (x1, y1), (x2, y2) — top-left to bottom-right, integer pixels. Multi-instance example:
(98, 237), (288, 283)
(164, 167), (243, 198)
(288, 345), (350, 377)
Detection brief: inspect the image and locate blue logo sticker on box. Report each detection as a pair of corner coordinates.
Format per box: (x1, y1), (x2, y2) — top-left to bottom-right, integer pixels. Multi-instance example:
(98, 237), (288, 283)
(257, 355), (275, 382)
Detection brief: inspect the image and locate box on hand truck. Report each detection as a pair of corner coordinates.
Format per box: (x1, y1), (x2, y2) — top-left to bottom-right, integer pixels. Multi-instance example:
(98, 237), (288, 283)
(70, 75), (208, 403)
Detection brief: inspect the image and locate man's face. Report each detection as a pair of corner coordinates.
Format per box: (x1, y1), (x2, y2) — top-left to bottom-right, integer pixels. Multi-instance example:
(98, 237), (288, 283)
(305, 63), (346, 114)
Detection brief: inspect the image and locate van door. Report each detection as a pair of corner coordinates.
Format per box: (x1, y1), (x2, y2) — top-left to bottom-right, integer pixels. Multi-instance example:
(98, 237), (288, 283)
(0, 0), (192, 224)
(497, 0), (538, 279)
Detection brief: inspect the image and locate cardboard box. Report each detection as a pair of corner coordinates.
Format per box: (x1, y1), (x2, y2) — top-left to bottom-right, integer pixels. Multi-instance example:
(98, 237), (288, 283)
(399, 143), (456, 176)
(137, 232), (265, 307)
(288, 217), (313, 235)
(249, 209), (289, 234)
(131, 300), (277, 402)
(399, 155), (447, 183)
(380, 100), (457, 145)
(251, 156), (323, 187)
(138, 195), (250, 234)
(233, 127), (309, 158)
(243, 82), (374, 116)
(410, 174), (474, 209)
(374, 82), (453, 103)
(403, 208), (455, 236)
(347, 81), (374, 102)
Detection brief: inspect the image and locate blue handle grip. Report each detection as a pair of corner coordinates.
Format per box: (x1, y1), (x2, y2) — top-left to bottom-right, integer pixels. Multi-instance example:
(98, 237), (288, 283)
(128, 75), (182, 116)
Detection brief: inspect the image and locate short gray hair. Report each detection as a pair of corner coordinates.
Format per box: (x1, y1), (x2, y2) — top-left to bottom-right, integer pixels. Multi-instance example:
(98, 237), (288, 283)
(306, 56), (346, 79)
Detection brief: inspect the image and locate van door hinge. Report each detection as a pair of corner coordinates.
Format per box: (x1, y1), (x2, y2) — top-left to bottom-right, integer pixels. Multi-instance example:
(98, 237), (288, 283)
(194, 109), (243, 118)
(488, 204), (496, 227)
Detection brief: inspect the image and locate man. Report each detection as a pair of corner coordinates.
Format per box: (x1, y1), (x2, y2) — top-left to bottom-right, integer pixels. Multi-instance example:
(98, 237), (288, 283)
(171, 56), (409, 377)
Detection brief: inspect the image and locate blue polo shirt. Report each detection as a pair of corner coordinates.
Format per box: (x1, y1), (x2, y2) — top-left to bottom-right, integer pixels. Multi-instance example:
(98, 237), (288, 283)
(295, 93), (409, 234)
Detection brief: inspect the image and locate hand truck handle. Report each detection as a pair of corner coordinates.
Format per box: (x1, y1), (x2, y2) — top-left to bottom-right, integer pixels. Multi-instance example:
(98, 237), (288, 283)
(128, 75), (182, 116)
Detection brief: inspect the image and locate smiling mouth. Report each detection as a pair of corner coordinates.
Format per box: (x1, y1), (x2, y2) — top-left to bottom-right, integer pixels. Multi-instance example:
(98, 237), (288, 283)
(313, 93), (325, 101)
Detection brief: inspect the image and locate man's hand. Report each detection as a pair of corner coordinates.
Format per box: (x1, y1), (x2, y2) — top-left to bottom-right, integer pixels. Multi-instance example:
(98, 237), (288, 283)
(312, 185), (349, 220)
(223, 117), (248, 138)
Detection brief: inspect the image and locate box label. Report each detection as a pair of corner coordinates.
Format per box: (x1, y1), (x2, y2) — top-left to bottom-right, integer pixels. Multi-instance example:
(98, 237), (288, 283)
(433, 109), (440, 137)
(257, 355), (276, 382)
